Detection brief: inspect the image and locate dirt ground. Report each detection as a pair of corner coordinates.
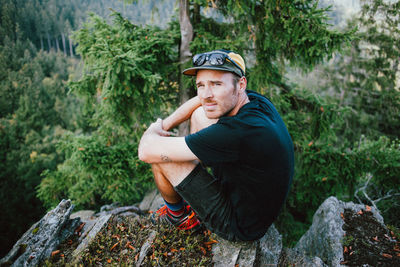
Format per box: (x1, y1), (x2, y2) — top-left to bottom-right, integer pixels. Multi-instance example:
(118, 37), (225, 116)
(44, 215), (213, 266)
(341, 207), (400, 266)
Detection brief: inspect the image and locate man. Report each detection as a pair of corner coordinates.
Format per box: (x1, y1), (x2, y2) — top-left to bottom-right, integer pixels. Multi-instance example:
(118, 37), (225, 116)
(138, 49), (294, 241)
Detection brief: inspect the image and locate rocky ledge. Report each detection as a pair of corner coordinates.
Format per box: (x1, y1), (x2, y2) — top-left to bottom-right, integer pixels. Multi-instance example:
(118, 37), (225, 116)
(1, 191), (399, 266)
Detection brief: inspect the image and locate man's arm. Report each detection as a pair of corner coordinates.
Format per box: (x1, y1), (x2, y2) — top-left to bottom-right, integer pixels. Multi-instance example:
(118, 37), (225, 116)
(162, 96), (201, 131)
(138, 119), (198, 164)
(138, 97), (204, 164)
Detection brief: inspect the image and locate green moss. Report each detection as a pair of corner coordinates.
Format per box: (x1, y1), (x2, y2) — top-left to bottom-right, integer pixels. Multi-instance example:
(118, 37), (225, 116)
(342, 235), (354, 247)
(387, 225), (400, 240)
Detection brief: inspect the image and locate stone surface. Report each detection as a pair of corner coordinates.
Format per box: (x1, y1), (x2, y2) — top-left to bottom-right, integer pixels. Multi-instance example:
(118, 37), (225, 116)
(71, 214), (112, 262)
(70, 210), (95, 220)
(100, 203), (120, 212)
(136, 230), (157, 267)
(258, 224), (282, 266)
(279, 247), (328, 267)
(139, 188), (158, 211)
(212, 237), (243, 266)
(76, 219), (97, 243)
(235, 241), (257, 267)
(212, 236), (258, 267)
(96, 205), (142, 217)
(149, 193), (164, 212)
(0, 199), (76, 267)
(294, 196), (383, 266)
(70, 210), (97, 243)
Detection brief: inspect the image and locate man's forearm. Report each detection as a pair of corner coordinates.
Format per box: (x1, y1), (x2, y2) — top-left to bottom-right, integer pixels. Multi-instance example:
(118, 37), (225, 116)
(162, 96), (201, 131)
(138, 119), (197, 163)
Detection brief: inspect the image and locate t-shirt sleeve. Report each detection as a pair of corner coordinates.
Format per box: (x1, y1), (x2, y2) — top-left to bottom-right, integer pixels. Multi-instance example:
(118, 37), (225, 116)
(185, 120), (240, 165)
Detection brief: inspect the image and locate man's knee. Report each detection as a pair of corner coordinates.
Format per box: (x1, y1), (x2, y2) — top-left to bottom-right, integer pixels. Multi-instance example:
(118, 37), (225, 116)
(190, 106), (217, 133)
(151, 161), (198, 186)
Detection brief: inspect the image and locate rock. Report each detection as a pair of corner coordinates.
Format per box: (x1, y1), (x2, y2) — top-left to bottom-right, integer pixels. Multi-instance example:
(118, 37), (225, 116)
(139, 188), (159, 211)
(258, 224), (282, 266)
(71, 213), (112, 262)
(138, 188), (165, 213)
(294, 196), (383, 266)
(211, 236), (259, 267)
(212, 237), (248, 266)
(70, 210), (95, 221)
(149, 193), (164, 212)
(279, 247), (327, 267)
(118, 211), (140, 217)
(96, 205), (142, 217)
(235, 241), (257, 267)
(100, 203), (120, 212)
(58, 218), (81, 245)
(211, 224), (282, 267)
(136, 230), (157, 267)
(0, 199), (76, 267)
(69, 210), (97, 243)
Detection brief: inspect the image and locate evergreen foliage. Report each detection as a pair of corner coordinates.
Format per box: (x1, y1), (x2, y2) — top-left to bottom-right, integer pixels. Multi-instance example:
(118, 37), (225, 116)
(313, 0), (400, 229)
(0, 44), (81, 255)
(208, 0), (354, 88)
(38, 13), (181, 209)
(320, 0), (400, 140)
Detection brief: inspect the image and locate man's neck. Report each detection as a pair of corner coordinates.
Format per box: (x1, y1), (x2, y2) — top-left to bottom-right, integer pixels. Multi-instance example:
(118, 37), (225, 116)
(227, 91), (250, 117)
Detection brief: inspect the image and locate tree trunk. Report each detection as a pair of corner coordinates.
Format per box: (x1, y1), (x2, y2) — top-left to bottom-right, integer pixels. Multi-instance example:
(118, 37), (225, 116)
(47, 32), (51, 51)
(40, 36), (44, 51)
(193, 3), (200, 25)
(178, 0), (194, 136)
(61, 33), (67, 56)
(69, 36), (74, 57)
(55, 36), (60, 53)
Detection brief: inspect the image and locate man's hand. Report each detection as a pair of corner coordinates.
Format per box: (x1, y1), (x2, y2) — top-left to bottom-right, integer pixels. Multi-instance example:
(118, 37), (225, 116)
(138, 118), (197, 164)
(162, 96), (201, 131)
(144, 118), (177, 137)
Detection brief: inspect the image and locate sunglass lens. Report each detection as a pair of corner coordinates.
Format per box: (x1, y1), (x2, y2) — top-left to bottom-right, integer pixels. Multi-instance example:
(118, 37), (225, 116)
(209, 54), (225, 65)
(193, 54), (206, 66)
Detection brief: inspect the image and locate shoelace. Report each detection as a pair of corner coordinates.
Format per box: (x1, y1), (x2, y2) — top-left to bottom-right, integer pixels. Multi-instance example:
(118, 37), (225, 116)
(179, 211), (198, 230)
(155, 205), (200, 230)
(156, 205), (168, 216)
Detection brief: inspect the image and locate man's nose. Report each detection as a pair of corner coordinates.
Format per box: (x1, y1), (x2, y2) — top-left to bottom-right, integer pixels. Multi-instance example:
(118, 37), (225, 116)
(203, 85), (213, 98)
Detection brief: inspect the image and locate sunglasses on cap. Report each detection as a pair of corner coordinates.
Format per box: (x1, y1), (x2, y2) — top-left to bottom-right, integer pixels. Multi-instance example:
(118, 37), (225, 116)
(192, 52), (245, 77)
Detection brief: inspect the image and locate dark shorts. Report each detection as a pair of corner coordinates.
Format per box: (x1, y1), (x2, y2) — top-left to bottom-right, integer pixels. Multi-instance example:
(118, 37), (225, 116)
(174, 164), (237, 241)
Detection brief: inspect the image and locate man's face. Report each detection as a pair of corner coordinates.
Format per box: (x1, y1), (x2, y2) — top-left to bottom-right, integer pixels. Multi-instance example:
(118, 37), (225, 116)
(196, 69), (240, 119)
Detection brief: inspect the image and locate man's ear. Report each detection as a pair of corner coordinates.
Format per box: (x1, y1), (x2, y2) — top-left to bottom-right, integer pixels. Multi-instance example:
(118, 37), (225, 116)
(239, 77), (247, 92)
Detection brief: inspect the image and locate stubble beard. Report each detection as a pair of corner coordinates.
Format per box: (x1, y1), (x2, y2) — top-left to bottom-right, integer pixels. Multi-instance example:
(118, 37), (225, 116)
(202, 77), (240, 119)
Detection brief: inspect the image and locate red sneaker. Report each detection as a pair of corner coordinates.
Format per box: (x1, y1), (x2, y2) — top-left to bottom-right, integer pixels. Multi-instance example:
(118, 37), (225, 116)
(151, 205), (201, 232)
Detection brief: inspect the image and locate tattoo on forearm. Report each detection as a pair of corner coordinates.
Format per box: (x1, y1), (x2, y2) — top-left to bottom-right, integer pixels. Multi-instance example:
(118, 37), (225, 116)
(160, 154), (171, 162)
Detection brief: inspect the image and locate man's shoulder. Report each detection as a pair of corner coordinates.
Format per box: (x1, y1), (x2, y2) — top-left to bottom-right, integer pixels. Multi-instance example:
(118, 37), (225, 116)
(246, 90), (273, 106)
(236, 90), (275, 117)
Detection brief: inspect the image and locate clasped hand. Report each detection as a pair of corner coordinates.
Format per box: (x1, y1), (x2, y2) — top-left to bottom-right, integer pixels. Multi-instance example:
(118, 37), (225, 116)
(144, 118), (177, 137)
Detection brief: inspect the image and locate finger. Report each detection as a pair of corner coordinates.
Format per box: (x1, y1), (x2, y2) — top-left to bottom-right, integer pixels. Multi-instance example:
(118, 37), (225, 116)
(161, 130), (178, 137)
(167, 131), (178, 137)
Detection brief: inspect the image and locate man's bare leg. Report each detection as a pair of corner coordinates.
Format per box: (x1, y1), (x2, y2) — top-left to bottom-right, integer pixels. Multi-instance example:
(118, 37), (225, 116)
(151, 107), (217, 204)
(151, 161), (197, 203)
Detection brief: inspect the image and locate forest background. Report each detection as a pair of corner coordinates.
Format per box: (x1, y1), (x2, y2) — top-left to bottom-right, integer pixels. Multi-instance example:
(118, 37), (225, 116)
(1, 0), (399, 258)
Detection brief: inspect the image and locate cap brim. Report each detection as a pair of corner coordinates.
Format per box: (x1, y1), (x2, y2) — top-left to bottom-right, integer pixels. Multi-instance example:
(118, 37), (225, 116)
(182, 65), (242, 77)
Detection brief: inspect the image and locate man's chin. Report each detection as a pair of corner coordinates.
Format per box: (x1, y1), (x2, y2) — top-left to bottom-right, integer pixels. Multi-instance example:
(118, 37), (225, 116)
(205, 111), (221, 120)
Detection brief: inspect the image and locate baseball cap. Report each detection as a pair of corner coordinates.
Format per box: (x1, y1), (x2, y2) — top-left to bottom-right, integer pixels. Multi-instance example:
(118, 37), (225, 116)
(182, 49), (246, 77)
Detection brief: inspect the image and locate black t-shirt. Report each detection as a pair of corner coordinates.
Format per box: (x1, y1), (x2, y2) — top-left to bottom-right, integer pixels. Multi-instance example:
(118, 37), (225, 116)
(185, 90), (294, 240)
